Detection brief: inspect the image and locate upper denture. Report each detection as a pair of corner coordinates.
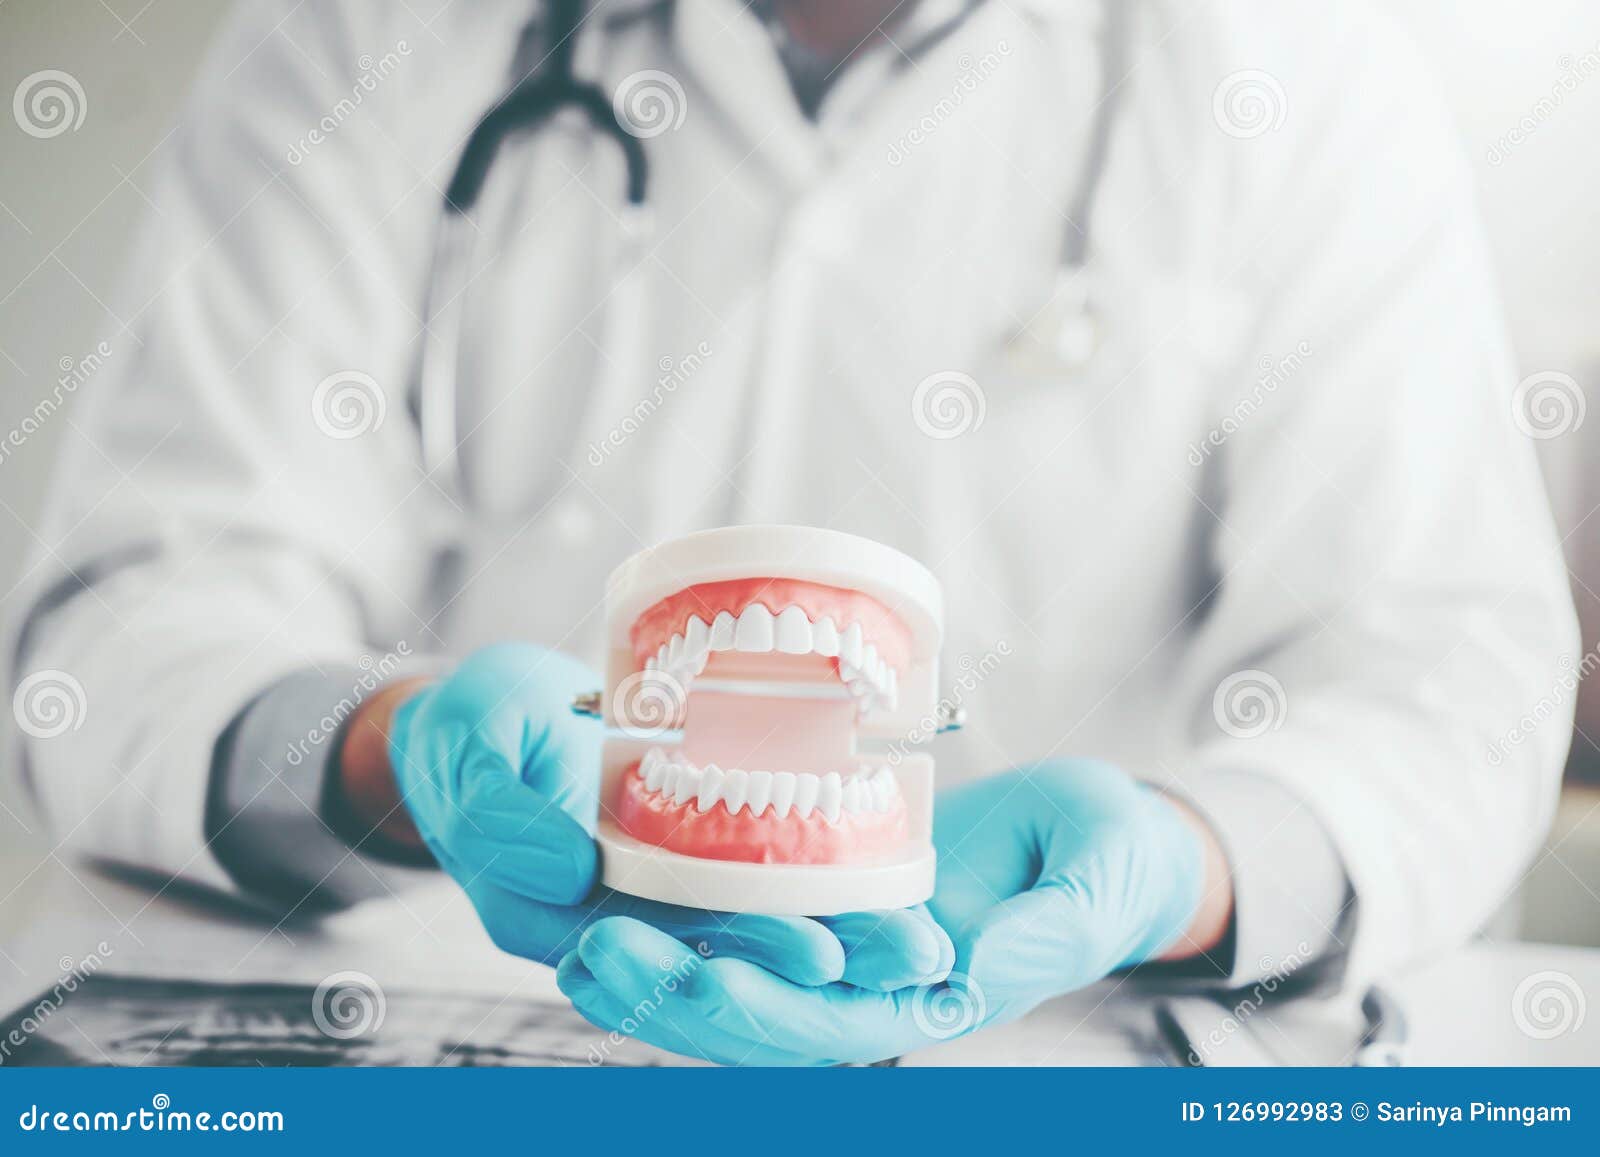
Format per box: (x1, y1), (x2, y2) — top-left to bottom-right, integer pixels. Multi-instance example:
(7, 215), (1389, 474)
(630, 578), (910, 715)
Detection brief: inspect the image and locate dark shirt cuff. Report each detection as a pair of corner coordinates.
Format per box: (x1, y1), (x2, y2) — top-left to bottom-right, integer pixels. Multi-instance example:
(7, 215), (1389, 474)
(206, 665), (434, 912)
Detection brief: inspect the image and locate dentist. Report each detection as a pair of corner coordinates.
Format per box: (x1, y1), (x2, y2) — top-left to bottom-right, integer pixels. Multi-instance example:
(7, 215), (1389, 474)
(6, 0), (1577, 1064)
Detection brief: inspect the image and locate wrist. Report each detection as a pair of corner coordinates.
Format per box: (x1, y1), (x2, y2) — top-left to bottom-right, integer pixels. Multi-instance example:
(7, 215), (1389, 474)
(333, 676), (433, 855)
(1156, 793), (1235, 962)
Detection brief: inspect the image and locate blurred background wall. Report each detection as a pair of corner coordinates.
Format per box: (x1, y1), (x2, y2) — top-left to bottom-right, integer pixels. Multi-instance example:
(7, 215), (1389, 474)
(2, 0), (1598, 942)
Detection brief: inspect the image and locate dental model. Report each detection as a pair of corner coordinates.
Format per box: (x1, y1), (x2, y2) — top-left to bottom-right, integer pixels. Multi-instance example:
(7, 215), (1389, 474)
(579, 525), (948, 916)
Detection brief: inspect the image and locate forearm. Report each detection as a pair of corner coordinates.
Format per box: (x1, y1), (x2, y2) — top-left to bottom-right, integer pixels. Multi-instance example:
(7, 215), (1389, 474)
(12, 555), (376, 894)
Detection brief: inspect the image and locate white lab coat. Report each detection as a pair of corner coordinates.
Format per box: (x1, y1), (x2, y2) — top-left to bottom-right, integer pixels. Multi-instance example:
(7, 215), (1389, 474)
(7, 0), (1578, 988)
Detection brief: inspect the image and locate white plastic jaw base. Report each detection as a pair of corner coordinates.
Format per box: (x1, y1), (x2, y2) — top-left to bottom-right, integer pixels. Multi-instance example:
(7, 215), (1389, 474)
(595, 825), (936, 917)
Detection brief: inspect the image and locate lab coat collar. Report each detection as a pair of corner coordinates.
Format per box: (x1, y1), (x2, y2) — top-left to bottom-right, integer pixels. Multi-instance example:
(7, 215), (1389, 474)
(672, 0), (825, 189)
(668, 0), (1104, 190)
(812, 0), (978, 131)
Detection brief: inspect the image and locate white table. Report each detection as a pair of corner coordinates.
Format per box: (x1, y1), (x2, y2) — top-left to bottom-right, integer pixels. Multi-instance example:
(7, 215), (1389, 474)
(2, 853), (1596, 1066)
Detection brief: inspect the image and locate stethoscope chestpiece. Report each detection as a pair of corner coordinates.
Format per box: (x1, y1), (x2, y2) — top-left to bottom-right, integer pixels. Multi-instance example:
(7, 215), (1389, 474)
(1004, 267), (1098, 377)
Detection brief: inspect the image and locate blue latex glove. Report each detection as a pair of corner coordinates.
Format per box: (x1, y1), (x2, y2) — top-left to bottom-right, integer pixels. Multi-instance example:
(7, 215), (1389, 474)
(557, 760), (1206, 1064)
(389, 643), (949, 988)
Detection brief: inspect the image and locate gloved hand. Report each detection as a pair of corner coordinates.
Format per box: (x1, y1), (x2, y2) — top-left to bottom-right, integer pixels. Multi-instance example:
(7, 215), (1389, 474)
(556, 760), (1211, 1064)
(387, 643), (950, 989)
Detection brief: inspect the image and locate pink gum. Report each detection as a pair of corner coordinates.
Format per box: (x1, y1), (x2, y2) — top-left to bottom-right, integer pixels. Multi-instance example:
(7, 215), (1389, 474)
(630, 578), (911, 673)
(612, 764), (910, 866)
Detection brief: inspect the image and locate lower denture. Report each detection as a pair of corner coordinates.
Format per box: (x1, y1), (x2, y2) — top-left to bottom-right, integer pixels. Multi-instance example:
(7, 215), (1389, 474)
(613, 756), (909, 866)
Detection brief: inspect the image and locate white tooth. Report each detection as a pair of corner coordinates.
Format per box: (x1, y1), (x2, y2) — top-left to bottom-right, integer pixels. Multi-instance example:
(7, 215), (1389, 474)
(645, 656), (657, 671)
(672, 763), (702, 805)
(858, 776), (877, 812)
(840, 622), (864, 668)
(710, 611), (737, 650)
(861, 644), (879, 684)
(841, 776), (865, 813)
(721, 768), (749, 815)
(887, 667), (898, 704)
(667, 633), (684, 667)
(734, 604), (775, 652)
(695, 764), (725, 813)
(656, 643), (668, 668)
(684, 615), (710, 661)
(658, 762), (678, 797)
(870, 772), (892, 811)
(817, 772), (843, 823)
(812, 617), (840, 657)
(775, 606), (812, 654)
(770, 771), (797, 818)
(746, 770), (773, 816)
(792, 772), (819, 817)
(643, 751), (667, 791)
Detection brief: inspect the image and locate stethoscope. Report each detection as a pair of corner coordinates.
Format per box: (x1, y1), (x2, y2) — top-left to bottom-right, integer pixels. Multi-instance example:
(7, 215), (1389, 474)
(1156, 985), (1409, 1067)
(414, 0), (650, 509)
(413, 0), (1129, 509)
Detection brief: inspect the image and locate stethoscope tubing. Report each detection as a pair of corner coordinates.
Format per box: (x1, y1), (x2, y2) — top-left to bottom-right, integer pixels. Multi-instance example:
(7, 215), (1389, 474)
(413, 0), (1124, 511)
